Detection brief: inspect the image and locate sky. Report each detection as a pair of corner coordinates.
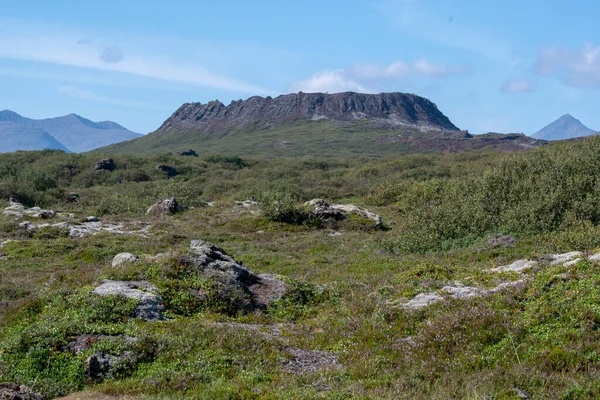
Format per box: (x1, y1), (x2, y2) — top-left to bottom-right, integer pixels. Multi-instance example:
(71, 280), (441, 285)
(1, 0), (600, 135)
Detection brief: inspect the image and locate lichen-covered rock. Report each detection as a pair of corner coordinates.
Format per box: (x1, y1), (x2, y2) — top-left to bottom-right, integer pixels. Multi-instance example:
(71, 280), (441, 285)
(248, 274), (289, 307)
(112, 253), (140, 268)
(304, 199), (384, 228)
(3, 200), (56, 219)
(0, 383), (45, 400)
(401, 293), (444, 309)
(93, 280), (165, 321)
(146, 197), (184, 215)
(94, 158), (116, 171)
(85, 350), (140, 382)
(490, 259), (538, 273)
(548, 251), (583, 266)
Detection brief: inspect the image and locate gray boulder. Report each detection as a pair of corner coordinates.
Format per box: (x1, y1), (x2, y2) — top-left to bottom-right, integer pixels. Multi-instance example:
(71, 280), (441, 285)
(93, 280), (165, 321)
(85, 350), (140, 382)
(0, 383), (45, 400)
(146, 197), (185, 215)
(304, 199), (384, 228)
(94, 158), (116, 171)
(112, 252), (140, 268)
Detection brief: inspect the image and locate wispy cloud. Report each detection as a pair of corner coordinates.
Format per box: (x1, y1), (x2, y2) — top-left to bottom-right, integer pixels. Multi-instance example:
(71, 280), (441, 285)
(0, 20), (272, 95)
(58, 85), (168, 109)
(291, 58), (468, 93)
(536, 43), (600, 89)
(501, 78), (535, 93)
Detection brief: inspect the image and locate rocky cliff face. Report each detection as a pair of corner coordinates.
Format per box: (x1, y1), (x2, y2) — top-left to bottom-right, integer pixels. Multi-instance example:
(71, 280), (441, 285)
(156, 92), (460, 134)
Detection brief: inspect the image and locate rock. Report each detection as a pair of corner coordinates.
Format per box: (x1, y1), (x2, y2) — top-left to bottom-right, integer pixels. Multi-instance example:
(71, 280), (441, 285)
(487, 280), (525, 293)
(83, 216), (99, 223)
(94, 158), (116, 171)
(490, 259), (538, 273)
(85, 350), (140, 383)
(186, 240), (290, 309)
(248, 274), (289, 307)
(15, 220), (150, 238)
(401, 293), (444, 309)
(328, 231), (342, 237)
(548, 251), (583, 266)
(112, 253), (140, 268)
(0, 383), (45, 400)
(178, 149), (198, 157)
(283, 348), (342, 374)
(146, 197), (184, 215)
(93, 280), (165, 321)
(235, 199), (258, 208)
(442, 284), (481, 299)
(156, 164), (179, 178)
(66, 192), (80, 203)
(588, 253), (600, 262)
(304, 199), (384, 228)
(563, 258), (582, 267)
(329, 203), (384, 228)
(3, 201), (56, 219)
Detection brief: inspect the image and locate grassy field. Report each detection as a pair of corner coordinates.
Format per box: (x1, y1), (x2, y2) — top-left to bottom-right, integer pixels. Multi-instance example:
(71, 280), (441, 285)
(2, 139), (600, 398)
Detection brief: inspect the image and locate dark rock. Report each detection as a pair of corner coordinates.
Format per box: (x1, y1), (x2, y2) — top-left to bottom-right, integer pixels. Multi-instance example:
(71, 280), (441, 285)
(66, 192), (80, 203)
(85, 350), (140, 382)
(146, 197), (184, 215)
(94, 158), (116, 171)
(156, 92), (461, 134)
(83, 216), (99, 223)
(178, 149), (198, 157)
(0, 383), (45, 400)
(156, 164), (179, 178)
(305, 199), (345, 221)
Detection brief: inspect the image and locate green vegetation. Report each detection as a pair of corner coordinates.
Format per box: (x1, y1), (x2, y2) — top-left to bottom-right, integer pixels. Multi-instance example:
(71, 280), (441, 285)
(3, 138), (600, 398)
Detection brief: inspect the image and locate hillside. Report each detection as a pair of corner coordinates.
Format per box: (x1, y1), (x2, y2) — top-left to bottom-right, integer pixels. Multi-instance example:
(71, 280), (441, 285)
(0, 111), (142, 153)
(0, 122), (70, 153)
(99, 92), (546, 156)
(532, 114), (596, 140)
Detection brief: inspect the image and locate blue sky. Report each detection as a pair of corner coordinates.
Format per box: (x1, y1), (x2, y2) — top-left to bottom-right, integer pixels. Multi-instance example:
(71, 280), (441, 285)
(1, 0), (599, 134)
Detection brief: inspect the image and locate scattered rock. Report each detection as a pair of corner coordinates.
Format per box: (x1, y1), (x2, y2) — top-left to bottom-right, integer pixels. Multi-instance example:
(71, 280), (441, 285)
(146, 197), (185, 215)
(156, 164), (179, 178)
(85, 351), (140, 383)
(490, 259), (538, 273)
(94, 158), (116, 171)
(17, 220), (150, 238)
(0, 383), (45, 400)
(112, 253), (140, 268)
(283, 348), (341, 374)
(442, 284), (481, 299)
(83, 216), (99, 223)
(401, 293), (444, 309)
(178, 149), (198, 157)
(93, 280), (165, 321)
(548, 251), (583, 267)
(304, 199), (384, 228)
(66, 192), (80, 203)
(3, 200), (56, 219)
(330, 203), (384, 228)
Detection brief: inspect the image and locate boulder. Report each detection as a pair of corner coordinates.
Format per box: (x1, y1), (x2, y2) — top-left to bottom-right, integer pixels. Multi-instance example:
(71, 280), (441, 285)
(490, 259), (538, 273)
(112, 253), (140, 268)
(548, 251), (583, 266)
(248, 274), (289, 308)
(83, 216), (99, 223)
(304, 199), (384, 228)
(66, 192), (80, 203)
(146, 197), (184, 215)
(93, 280), (165, 321)
(401, 293), (443, 309)
(3, 200), (56, 219)
(0, 383), (45, 400)
(94, 158), (116, 171)
(156, 164), (179, 178)
(305, 199), (345, 221)
(85, 350), (140, 383)
(179, 149), (198, 157)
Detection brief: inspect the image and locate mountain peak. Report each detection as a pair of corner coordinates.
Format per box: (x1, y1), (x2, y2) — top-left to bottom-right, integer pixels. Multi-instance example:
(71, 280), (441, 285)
(156, 91), (460, 134)
(533, 114), (596, 141)
(0, 110), (26, 123)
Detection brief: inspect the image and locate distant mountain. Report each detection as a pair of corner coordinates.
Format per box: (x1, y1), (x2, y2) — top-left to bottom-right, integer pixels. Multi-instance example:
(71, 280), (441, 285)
(0, 111), (142, 152)
(532, 114), (597, 141)
(156, 92), (461, 134)
(0, 122), (70, 153)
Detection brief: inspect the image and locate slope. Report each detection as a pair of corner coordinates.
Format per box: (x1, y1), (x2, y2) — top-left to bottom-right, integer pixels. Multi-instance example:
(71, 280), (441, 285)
(532, 114), (596, 140)
(0, 122), (70, 153)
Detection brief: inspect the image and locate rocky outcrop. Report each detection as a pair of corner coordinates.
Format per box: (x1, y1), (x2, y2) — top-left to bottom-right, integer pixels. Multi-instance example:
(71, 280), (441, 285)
(304, 199), (384, 228)
(146, 197), (184, 215)
(93, 280), (165, 321)
(85, 351), (140, 382)
(156, 92), (460, 134)
(156, 164), (178, 178)
(3, 199), (56, 219)
(178, 149), (198, 157)
(17, 220), (150, 238)
(112, 253), (140, 268)
(0, 383), (45, 400)
(94, 158), (116, 171)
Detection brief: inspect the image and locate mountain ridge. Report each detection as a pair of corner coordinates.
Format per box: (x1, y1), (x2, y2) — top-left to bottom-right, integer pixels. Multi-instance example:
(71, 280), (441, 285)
(0, 111), (142, 153)
(532, 114), (596, 141)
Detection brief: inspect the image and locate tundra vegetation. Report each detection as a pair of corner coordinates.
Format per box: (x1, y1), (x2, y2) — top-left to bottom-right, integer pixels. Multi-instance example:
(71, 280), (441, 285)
(2, 138), (600, 398)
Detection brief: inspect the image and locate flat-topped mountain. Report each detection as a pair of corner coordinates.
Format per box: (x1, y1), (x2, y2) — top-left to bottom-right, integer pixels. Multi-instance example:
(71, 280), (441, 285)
(0, 111), (142, 153)
(156, 92), (460, 134)
(532, 114), (596, 141)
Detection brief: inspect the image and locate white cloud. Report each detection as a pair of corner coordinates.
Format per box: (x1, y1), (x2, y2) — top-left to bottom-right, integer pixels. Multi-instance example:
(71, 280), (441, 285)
(501, 79), (535, 93)
(536, 43), (600, 89)
(0, 20), (272, 95)
(291, 58), (467, 93)
(58, 85), (167, 109)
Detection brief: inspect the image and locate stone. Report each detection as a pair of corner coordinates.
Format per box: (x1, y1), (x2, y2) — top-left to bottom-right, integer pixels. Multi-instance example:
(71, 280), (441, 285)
(588, 253), (600, 262)
(178, 149), (198, 157)
(93, 280), (165, 321)
(329, 203), (384, 228)
(85, 350), (140, 382)
(156, 164), (179, 178)
(66, 192), (80, 202)
(304, 199), (384, 228)
(442, 284), (481, 299)
(248, 274), (289, 307)
(94, 158), (116, 171)
(146, 197), (184, 215)
(3, 201), (56, 219)
(112, 253), (140, 268)
(548, 251), (583, 266)
(83, 216), (99, 223)
(401, 293), (444, 309)
(0, 383), (45, 400)
(490, 259), (538, 273)
(563, 258), (582, 267)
